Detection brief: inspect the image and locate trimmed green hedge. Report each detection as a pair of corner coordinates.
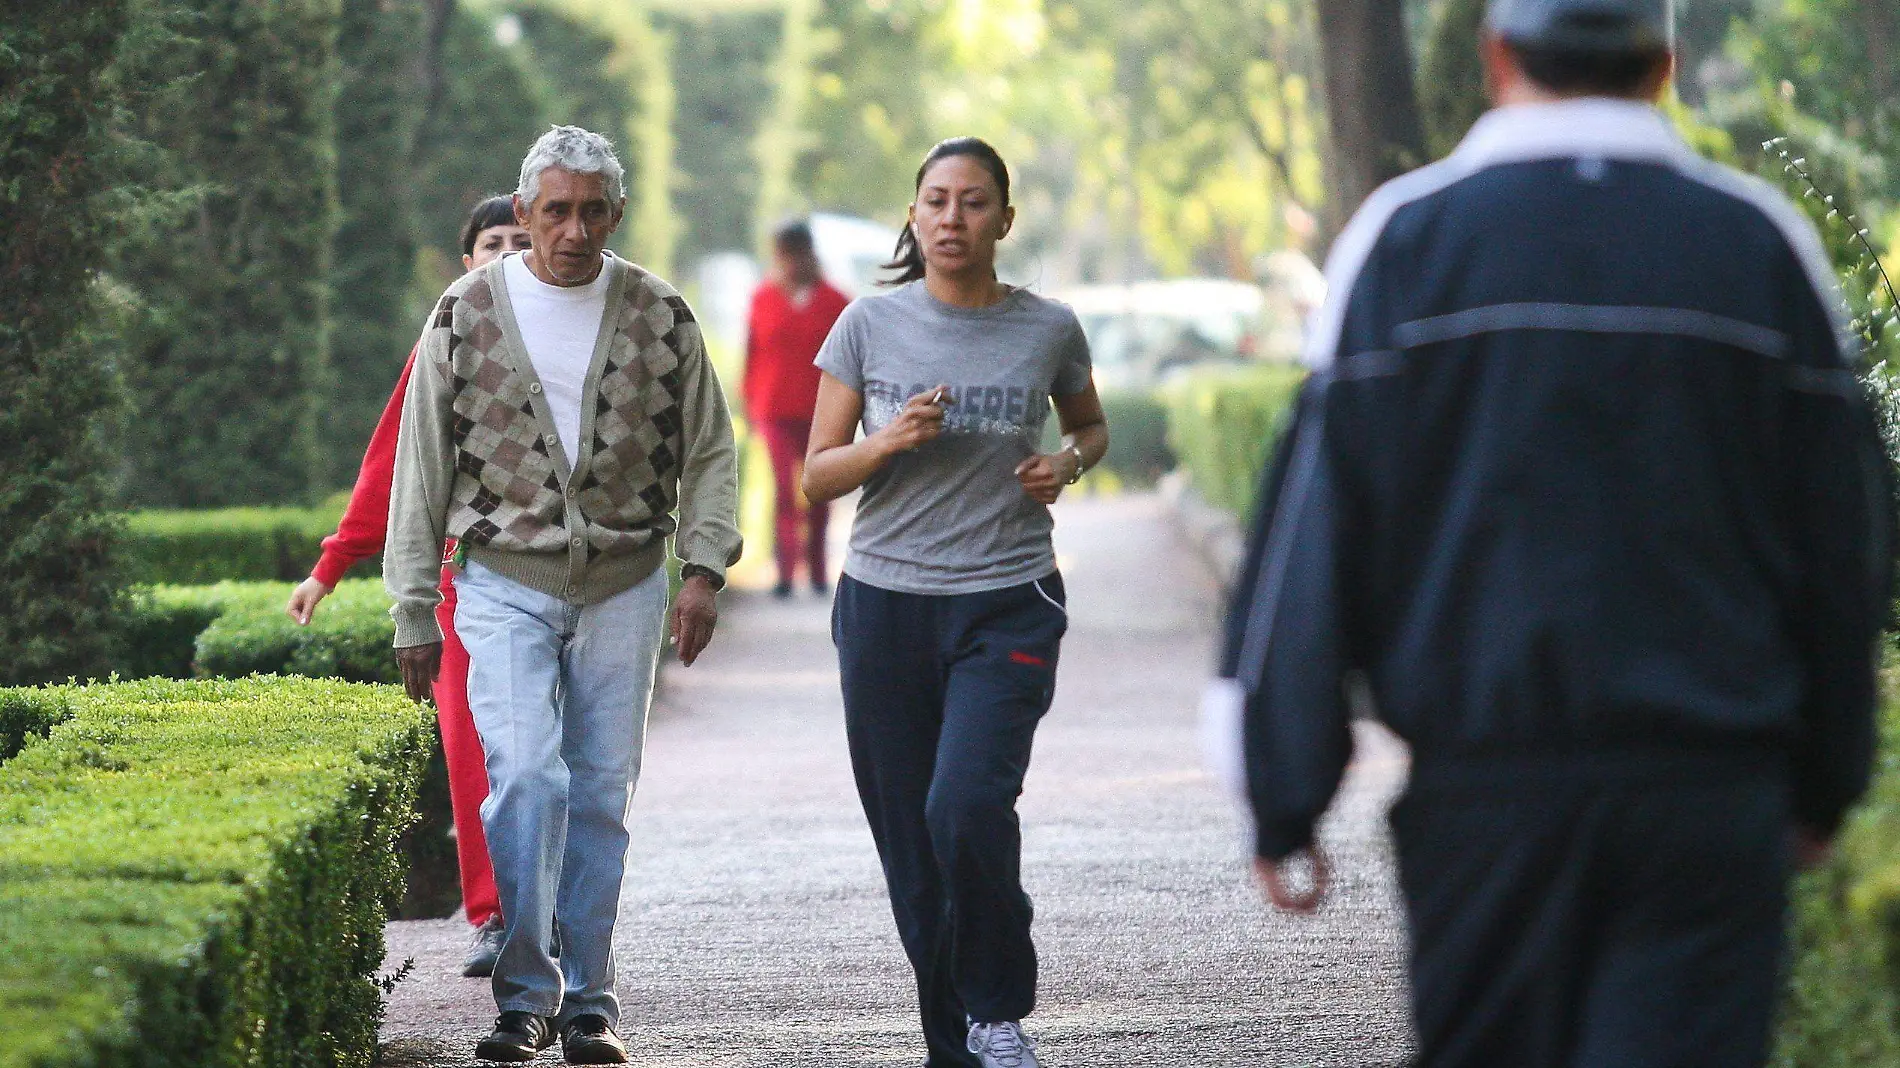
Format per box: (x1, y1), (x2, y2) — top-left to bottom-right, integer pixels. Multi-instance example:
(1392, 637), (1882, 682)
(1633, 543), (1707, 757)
(121, 503), (353, 586)
(193, 581), (398, 684)
(1160, 363), (1307, 516)
(0, 690), (69, 762)
(0, 677), (432, 1068)
(1096, 389), (1174, 487)
(117, 579), (397, 684)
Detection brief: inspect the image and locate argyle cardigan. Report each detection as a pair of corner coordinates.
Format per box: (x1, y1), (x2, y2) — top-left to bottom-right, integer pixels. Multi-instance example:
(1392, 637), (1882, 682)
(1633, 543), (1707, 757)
(386, 253), (742, 647)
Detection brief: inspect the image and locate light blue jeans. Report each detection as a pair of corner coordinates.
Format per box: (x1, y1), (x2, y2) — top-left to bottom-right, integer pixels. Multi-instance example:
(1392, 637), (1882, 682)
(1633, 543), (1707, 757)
(453, 559), (668, 1026)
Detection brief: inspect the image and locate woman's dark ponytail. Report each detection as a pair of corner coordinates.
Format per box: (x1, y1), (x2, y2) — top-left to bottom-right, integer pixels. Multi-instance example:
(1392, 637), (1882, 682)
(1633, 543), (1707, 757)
(881, 136), (1011, 286)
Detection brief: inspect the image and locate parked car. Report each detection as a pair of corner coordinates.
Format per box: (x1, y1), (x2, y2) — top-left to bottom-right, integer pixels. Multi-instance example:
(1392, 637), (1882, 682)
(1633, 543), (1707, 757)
(1041, 264), (1322, 389)
(1053, 278), (1282, 391)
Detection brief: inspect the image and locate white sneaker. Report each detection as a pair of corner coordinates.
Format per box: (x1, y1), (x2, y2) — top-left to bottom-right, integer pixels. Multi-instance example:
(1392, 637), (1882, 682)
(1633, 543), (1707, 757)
(967, 1020), (1040, 1068)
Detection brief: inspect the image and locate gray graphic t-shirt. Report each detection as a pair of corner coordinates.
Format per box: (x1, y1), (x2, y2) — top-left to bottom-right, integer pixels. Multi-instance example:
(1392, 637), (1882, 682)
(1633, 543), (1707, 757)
(815, 281), (1093, 595)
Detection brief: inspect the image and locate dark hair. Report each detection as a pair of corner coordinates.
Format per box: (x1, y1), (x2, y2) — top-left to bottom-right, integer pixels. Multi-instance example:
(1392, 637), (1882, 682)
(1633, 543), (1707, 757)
(773, 218), (815, 255)
(882, 137), (1011, 286)
(459, 195), (520, 258)
(1509, 41), (1670, 97)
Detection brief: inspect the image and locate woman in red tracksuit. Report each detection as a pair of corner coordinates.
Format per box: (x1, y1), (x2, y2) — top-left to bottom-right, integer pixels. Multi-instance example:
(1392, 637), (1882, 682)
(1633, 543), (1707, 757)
(285, 195), (528, 978)
(744, 219), (851, 598)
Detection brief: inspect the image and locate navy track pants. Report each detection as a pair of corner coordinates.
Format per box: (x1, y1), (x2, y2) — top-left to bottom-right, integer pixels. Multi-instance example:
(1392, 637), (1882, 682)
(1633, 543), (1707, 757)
(834, 572), (1068, 1068)
(1395, 758), (1791, 1068)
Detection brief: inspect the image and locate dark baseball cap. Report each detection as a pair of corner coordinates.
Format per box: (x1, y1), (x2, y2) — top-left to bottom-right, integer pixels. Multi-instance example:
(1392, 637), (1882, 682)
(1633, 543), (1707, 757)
(1487, 0), (1671, 52)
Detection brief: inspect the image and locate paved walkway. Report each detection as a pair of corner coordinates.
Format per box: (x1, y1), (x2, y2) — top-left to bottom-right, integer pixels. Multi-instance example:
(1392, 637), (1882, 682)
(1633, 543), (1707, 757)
(378, 493), (1413, 1066)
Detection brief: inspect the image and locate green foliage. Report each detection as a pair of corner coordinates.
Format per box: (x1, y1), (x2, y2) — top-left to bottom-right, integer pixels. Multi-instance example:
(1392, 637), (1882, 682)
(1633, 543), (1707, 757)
(1107, 0), (1328, 276)
(666, 7), (781, 263)
(115, 588), (227, 681)
(1160, 363), (1307, 516)
(521, 0), (677, 273)
(106, 0), (341, 508)
(1094, 389), (1174, 486)
(1416, 0), (1486, 159)
(409, 5), (552, 299)
(192, 580), (397, 684)
(0, 690), (71, 763)
(1773, 663), (1900, 1065)
(121, 504), (348, 585)
(0, 676), (432, 1068)
(112, 580), (397, 684)
(325, 0), (427, 490)
(0, 0), (133, 685)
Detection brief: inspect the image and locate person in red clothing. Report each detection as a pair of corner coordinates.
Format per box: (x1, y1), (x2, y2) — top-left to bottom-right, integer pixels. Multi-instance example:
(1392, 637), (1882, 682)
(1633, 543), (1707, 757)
(744, 219), (851, 598)
(285, 195), (529, 978)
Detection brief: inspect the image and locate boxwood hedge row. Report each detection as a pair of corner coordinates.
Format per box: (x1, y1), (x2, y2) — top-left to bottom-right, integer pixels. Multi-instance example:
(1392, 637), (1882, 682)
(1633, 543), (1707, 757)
(121, 502), (356, 587)
(119, 580), (397, 684)
(0, 677), (432, 1068)
(1160, 363), (1307, 517)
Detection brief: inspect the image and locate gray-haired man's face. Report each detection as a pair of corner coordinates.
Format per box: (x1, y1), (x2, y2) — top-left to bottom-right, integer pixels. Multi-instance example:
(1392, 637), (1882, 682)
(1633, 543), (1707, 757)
(514, 166), (624, 286)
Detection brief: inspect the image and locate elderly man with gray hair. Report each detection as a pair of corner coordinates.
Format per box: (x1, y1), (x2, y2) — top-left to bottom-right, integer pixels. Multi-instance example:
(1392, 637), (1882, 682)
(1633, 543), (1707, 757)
(387, 125), (741, 1064)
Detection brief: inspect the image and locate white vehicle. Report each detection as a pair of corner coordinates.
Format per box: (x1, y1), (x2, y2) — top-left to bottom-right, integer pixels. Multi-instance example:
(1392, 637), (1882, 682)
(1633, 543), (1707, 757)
(1053, 278), (1271, 391)
(1052, 258), (1325, 390)
(809, 212), (901, 296)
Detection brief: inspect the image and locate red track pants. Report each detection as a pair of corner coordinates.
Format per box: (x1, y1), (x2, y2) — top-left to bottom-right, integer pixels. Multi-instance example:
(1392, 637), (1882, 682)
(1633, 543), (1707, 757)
(434, 568), (501, 927)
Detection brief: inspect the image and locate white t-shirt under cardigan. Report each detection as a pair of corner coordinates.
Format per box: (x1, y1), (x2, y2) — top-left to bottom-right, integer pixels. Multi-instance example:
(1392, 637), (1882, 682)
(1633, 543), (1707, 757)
(502, 251), (613, 467)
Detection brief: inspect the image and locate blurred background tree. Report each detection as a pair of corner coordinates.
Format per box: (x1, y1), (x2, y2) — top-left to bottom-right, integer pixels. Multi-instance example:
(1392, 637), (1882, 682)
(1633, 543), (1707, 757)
(11, 0), (1895, 597)
(0, 0), (134, 683)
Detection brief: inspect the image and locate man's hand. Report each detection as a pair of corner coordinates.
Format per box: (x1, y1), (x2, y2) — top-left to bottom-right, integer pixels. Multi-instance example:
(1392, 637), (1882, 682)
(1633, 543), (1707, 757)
(1015, 450), (1078, 505)
(396, 642), (443, 704)
(285, 577), (334, 625)
(1254, 847), (1331, 914)
(669, 573), (720, 667)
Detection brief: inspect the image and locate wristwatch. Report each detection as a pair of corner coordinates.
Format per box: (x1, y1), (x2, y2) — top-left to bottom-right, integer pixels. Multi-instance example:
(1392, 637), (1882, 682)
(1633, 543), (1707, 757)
(680, 563), (725, 590)
(1061, 442), (1086, 485)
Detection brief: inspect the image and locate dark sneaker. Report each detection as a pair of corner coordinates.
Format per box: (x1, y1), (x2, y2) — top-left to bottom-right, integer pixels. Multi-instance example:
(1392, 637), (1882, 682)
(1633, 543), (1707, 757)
(475, 1011), (555, 1062)
(561, 1014), (628, 1064)
(773, 580), (794, 600)
(811, 577), (831, 596)
(463, 914), (505, 978)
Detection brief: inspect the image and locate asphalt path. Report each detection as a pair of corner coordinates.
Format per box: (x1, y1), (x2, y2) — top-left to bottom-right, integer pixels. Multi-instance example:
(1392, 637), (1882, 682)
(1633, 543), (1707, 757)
(377, 492), (1413, 1066)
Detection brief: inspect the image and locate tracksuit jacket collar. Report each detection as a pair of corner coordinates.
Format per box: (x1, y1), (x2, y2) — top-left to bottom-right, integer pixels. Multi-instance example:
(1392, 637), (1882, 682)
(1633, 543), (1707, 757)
(1453, 98), (1691, 169)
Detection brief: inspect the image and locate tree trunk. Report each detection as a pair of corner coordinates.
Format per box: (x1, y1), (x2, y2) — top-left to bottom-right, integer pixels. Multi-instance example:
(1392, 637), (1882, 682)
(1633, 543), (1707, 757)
(1313, 0), (1427, 236)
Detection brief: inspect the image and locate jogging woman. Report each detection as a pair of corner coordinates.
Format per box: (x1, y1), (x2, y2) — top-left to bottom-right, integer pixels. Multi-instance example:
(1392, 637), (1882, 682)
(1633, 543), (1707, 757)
(286, 195), (529, 978)
(803, 137), (1108, 1068)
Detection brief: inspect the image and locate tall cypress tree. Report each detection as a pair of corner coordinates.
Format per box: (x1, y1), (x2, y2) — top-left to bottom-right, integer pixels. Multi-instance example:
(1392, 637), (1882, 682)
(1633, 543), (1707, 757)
(111, 0), (342, 508)
(325, 0), (428, 486)
(0, 0), (132, 683)
(409, 4), (552, 299)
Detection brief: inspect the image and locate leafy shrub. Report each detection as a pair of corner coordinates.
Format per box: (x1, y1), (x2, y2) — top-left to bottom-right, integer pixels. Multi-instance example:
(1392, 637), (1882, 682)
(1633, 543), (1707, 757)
(0, 676), (433, 1068)
(0, 690), (70, 763)
(1160, 363), (1307, 516)
(111, 580), (397, 684)
(1774, 661), (1900, 1063)
(1097, 389), (1174, 486)
(120, 506), (351, 586)
(114, 589), (228, 681)
(0, 0), (132, 686)
(192, 580), (397, 683)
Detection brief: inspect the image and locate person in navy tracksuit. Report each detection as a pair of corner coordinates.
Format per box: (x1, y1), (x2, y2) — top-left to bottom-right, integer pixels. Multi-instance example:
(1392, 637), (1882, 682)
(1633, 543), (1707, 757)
(1215, 1), (1894, 1065)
